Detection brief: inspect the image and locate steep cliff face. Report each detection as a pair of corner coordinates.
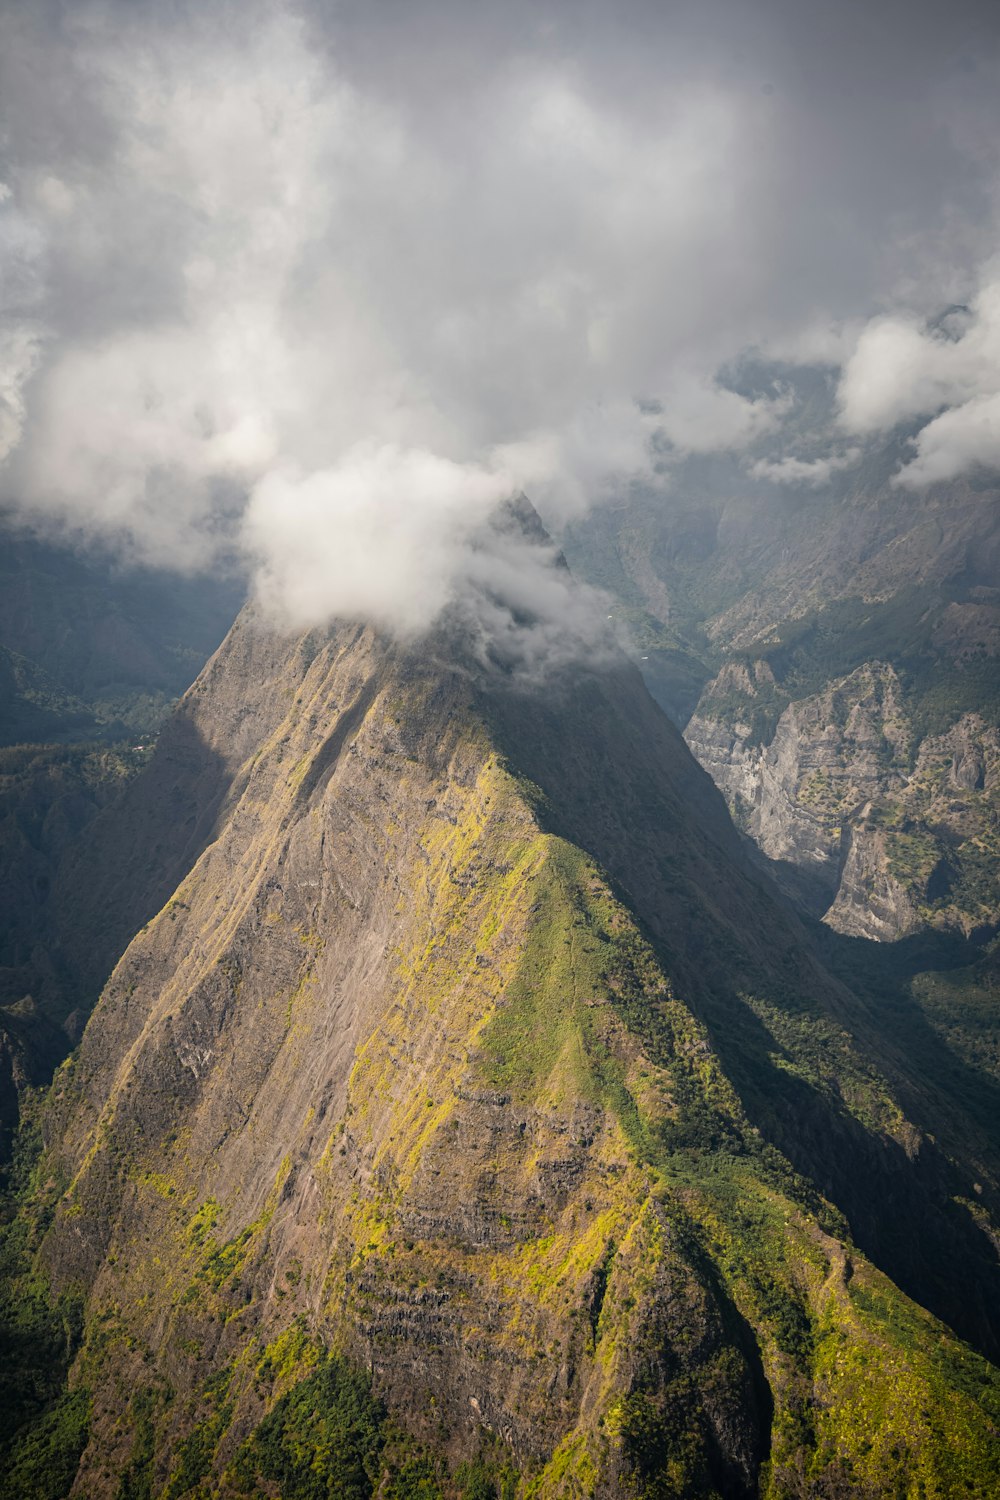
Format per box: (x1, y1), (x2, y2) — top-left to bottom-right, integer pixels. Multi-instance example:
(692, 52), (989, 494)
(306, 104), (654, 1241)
(3, 592), (999, 1498)
(686, 662), (1000, 940)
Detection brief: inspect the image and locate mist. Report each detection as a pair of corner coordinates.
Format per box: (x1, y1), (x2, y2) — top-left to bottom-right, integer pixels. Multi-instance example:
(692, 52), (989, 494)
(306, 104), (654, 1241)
(1, 0), (999, 639)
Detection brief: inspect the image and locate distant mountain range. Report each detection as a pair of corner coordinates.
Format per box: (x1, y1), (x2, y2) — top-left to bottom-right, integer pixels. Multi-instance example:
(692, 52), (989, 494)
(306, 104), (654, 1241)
(0, 529), (245, 747)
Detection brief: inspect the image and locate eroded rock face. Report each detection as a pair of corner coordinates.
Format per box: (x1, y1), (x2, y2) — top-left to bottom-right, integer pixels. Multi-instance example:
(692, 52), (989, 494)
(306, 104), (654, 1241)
(686, 661), (1000, 941)
(38, 615), (778, 1495)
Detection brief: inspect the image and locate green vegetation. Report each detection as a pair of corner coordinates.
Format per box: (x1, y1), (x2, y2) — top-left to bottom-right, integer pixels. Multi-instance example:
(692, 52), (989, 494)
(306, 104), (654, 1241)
(1, 1389), (91, 1500)
(164, 1369), (235, 1498)
(468, 828), (1000, 1495)
(383, 1453), (446, 1498)
(911, 938), (1000, 1082)
(115, 1385), (170, 1500)
(135, 1334), (517, 1500)
(455, 1457), (513, 1499)
(229, 1354), (385, 1499)
(0, 1123), (89, 1499)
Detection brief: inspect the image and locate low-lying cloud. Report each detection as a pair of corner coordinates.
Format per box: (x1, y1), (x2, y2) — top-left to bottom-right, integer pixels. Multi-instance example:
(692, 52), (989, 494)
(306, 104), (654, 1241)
(748, 448), (861, 489)
(837, 268), (1000, 486)
(247, 447), (513, 636)
(1, 0), (999, 638)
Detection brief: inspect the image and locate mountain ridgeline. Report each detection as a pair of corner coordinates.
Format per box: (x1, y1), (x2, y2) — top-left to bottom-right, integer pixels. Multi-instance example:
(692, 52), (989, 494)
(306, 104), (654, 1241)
(2, 527), (1000, 1496)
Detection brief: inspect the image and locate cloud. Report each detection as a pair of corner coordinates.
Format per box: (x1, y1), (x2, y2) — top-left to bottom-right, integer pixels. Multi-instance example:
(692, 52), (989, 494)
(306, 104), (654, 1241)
(246, 446), (514, 635)
(748, 448), (861, 488)
(837, 266), (1000, 485)
(0, 186), (45, 464)
(1, 0), (999, 633)
(896, 391), (1000, 486)
(656, 380), (794, 454)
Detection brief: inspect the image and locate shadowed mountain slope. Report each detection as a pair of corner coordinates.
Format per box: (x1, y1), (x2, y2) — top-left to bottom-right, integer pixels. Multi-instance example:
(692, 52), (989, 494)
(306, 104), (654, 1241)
(0, 529), (246, 1155)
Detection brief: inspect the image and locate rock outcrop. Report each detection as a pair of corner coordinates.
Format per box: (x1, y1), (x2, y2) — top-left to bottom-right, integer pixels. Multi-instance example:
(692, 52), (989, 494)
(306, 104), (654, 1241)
(687, 661), (1000, 940)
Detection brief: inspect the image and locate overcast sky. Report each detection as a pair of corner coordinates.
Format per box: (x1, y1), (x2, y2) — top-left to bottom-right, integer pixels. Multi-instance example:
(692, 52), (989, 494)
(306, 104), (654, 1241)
(1, 0), (999, 633)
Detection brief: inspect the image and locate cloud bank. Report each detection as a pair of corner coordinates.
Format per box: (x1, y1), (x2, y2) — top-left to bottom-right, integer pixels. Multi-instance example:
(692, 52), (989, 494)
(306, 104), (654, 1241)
(1, 0), (999, 636)
(837, 269), (1000, 486)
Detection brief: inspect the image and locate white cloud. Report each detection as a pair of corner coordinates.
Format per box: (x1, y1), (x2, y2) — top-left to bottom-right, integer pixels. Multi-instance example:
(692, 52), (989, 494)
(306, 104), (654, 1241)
(837, 265), (1000, 485)
(838, 317), (980, 433)
(0, 188), (45, 463)
(0, 322), (42, 468)
(748, 447), (861, 488)
(657, 379), (794, 454)
(493, 399), (660, 521)
(896, 391), (1000, 486)
(245, 445), (513, 635)
(0, 5), (787, 622)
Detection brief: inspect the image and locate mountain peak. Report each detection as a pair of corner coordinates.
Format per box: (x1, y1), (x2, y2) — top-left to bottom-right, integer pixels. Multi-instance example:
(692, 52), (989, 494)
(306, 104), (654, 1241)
(4, 598), (996, 1496)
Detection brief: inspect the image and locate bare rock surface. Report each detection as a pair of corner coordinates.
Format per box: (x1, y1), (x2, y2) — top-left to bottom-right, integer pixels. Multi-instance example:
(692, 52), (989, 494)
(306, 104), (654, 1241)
(687, 660), (1000, 941)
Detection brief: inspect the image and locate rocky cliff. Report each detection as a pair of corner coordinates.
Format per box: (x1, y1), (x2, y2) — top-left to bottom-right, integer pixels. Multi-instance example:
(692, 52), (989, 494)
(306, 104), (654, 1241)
(3, 558), (999, 1497)
(686, 661), (1000, 941)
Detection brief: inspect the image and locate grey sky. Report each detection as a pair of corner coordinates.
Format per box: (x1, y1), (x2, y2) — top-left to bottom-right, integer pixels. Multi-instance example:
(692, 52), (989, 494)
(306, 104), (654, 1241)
(1, 0), (998, 632)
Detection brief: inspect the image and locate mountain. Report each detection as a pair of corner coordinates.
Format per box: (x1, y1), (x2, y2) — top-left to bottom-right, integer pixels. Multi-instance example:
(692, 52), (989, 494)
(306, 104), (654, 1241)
(3, 520), (999, 1497)
(563, 390), (1000, 943)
